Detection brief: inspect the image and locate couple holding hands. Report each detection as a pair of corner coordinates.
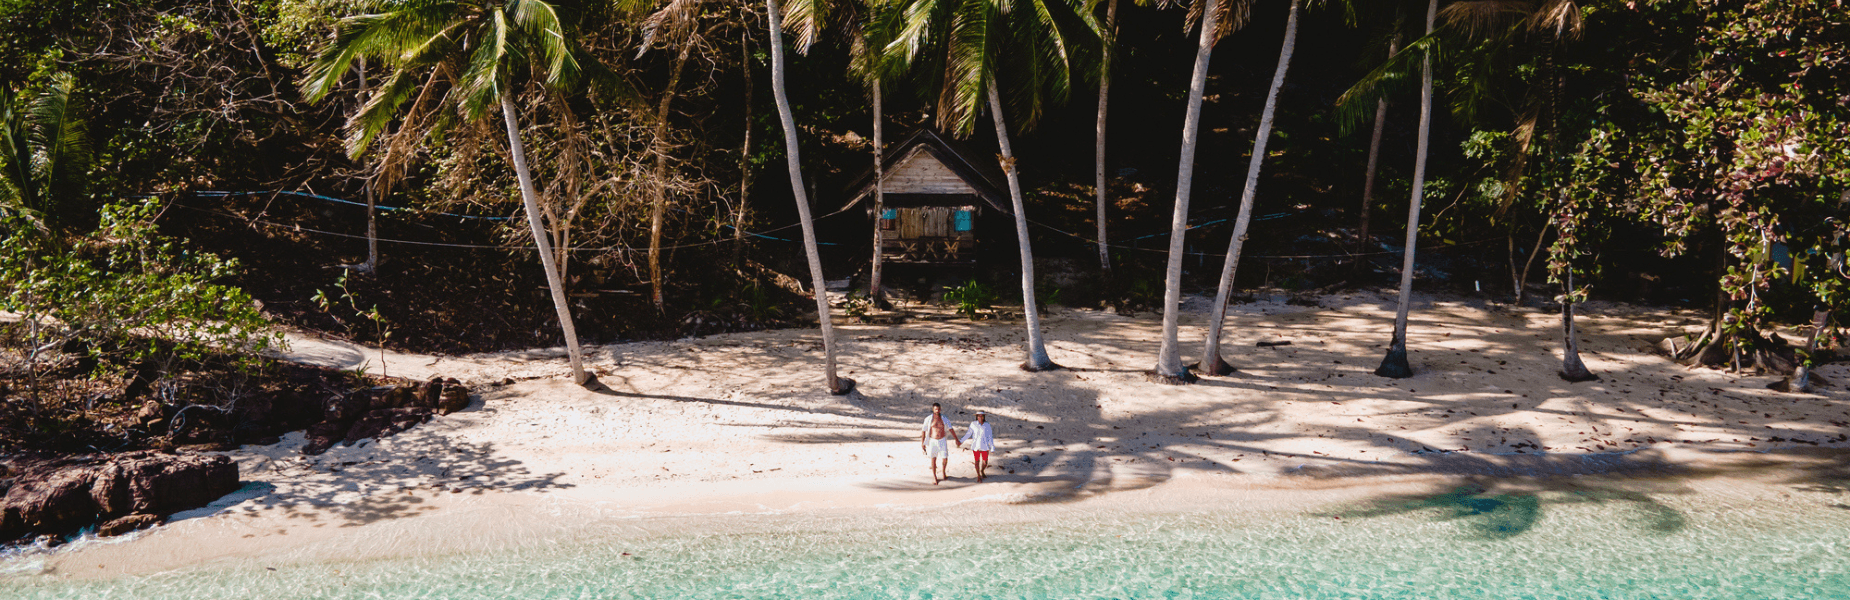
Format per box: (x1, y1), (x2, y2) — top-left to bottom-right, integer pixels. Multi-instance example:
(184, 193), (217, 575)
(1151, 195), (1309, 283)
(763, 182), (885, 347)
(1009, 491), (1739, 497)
(920, 403), (995, 484)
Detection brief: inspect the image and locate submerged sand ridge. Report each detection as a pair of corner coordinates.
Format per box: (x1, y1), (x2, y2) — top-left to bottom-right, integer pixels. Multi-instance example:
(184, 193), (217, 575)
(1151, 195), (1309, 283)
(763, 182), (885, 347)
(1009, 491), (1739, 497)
(21, 291), (1850, 577)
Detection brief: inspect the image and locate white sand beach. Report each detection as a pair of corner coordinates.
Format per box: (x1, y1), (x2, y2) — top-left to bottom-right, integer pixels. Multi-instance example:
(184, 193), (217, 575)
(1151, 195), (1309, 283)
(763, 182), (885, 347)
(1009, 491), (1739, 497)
(28, 291), (1850, 578)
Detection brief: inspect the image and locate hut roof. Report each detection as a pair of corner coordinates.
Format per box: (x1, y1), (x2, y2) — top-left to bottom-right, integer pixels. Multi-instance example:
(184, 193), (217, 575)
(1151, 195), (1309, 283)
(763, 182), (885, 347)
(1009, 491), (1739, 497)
(838, 129), (1010, 214)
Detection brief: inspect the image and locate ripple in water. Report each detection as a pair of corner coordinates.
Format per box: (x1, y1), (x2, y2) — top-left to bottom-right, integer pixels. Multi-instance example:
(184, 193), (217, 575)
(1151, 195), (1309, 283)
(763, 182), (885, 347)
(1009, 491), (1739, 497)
(3, 484), (1848, 599)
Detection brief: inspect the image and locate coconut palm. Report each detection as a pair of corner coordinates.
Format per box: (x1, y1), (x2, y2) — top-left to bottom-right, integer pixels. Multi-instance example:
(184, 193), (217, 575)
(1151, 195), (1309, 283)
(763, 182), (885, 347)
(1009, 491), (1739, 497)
(889, 0), (1099, 371)
(303, 0), (604, 386)
(1373, 0), (1437, 379)
(1091, 0), (1119, 277)
(766, 0), (856, 394)
(1148, 0), (1251, 383)
(1184, 0), (1300, 378)
(0, 74), (91, 236)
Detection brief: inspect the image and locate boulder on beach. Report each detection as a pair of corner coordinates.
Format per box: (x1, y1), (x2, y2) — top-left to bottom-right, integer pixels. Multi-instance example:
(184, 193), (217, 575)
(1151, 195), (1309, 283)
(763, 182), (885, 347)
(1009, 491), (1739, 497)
(0, 452), (239, 543)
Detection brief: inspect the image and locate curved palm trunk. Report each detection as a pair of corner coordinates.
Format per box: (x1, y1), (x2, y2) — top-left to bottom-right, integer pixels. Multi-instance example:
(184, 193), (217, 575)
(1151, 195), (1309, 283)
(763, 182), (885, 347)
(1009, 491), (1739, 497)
(500, 92), (587, 386)
(1558, 270), (1597, 382)
(988, 82), (1057, 371)
(1200, 0), (1299, 376)
(1356, 36), (1395, 264)
(1375, 0), (1437, 379)
(1150, 0), (1221, 384)
(869, 83), (887, 305)
(1094, 0), (1119, 277)
(768, 0), (854, 394)
(648, 42), (695, 312)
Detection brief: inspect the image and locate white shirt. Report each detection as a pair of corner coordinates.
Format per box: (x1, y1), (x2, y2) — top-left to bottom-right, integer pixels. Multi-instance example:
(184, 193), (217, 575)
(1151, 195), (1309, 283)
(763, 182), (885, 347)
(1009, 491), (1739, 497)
(961, 421), (994, 451)
(922, 413), (956, 439)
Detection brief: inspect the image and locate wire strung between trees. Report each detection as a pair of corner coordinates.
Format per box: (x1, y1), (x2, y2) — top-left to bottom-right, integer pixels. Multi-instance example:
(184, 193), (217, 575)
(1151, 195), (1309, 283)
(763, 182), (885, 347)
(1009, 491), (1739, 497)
(1023, 217), (1502, 259)
(170, 200), (859, 252)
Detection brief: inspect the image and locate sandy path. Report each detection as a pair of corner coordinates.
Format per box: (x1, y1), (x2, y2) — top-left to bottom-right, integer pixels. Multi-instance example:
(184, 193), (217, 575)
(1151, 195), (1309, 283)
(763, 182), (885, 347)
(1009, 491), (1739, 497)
(29, 291), (1850, 576)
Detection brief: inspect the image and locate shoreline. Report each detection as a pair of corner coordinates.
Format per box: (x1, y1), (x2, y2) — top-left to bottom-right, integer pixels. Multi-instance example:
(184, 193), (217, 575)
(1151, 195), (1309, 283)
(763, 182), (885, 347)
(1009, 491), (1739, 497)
(6, 292), (1849, 579)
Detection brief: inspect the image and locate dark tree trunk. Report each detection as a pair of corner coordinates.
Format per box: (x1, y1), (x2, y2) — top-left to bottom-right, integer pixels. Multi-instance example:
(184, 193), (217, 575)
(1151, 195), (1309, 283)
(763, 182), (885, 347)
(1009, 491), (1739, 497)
(1558, 271), (1598, 382)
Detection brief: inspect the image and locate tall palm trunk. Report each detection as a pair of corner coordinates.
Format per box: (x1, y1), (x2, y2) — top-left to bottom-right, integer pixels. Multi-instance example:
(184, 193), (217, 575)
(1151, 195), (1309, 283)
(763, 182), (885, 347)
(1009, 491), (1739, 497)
(734, 28), (754, 269)
(1093, 0), (1119, 277)
(648, 42), (695, 312)
(500, 91), (587, 385)
(1150, 0), (1221, 384)
(357, 57), (379, 274)
(1356, 35), (1395, 263)
(987, 82), (1057, 371)
(1558, 269), (1597, 381)
(768, 0), (854, 394)
(1375, 0), (1437, 379)
(869, 83), (887, 305)
(1200, 0), (1299, 376)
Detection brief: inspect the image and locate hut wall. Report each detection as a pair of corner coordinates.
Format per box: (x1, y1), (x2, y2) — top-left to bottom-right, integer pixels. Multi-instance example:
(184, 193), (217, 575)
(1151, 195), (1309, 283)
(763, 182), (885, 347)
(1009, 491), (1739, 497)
(884, 152), (978, 196)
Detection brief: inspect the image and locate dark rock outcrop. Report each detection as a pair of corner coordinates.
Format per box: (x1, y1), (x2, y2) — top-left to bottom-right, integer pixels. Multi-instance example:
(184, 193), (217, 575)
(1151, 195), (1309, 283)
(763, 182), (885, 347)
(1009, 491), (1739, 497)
(343, 408), (433, 446)
(437, 379), (470, 414)
(0, 452), (239, 543)
(97, 514), (161, 537)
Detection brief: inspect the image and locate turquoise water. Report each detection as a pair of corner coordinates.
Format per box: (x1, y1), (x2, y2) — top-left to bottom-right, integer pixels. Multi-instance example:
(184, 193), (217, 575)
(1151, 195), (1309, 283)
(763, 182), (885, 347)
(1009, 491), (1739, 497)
(3, 483), (1848, 599)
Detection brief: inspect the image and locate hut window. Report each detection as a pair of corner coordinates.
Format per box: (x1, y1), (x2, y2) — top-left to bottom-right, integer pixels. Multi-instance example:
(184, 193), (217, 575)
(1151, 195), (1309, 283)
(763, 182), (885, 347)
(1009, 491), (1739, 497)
(880, 209), (898, 230)
(953, 209), (974, 232)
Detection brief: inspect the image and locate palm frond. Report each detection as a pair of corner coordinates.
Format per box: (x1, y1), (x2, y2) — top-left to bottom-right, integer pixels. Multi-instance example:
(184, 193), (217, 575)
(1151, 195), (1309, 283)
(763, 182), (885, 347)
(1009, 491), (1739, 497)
(345, 69), (424, 158)
(32, 74), (90, 222)
(0, 97), (37, 218)
(781, 0), (831, 53)
(1525, 0), (1582, 40)
(1185, 0), (1250, 42)
(638, 0), (705, 56)
(302, 2), (467, 103)
(1334, 30), (1438, 131)
(939, 0), (997, 135)
(1438, 0), (1531, 40)
(512, 0), (582, 88)
(456, 9), (513, 119)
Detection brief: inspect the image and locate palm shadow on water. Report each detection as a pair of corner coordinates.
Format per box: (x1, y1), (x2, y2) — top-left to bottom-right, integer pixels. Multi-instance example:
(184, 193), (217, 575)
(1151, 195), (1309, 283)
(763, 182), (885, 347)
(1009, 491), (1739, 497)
(1321, 476), (1690, 541)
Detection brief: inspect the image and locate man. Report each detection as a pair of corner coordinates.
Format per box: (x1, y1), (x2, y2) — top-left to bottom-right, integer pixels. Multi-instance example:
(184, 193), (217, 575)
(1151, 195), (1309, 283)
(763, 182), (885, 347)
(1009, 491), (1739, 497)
(960, 411), (995, 482)
(920, 403), (959, 484)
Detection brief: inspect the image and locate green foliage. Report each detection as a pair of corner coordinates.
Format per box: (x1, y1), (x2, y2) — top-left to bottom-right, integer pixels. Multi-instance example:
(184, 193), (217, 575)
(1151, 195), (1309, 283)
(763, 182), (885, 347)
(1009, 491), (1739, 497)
(842, 288), (873, 320)
(0, 199), (277, 398)
(741, 281), (783, 323)
(0, 72), (92, 234)
(313, 269), (392, 375)
(942, 279), (997, 320)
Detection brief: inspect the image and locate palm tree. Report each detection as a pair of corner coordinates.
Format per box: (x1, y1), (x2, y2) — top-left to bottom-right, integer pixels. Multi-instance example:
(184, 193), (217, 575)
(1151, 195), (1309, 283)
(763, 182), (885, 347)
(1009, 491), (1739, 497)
(0, 73), (91, 236)
(1374, 0), (1437, 379)
(1355, 33), (1397, 262)
(767, 0), (856, 394)
(1149, 0), (1249, 383)
(1190, 0), (1300, 378)
(890, 0), (1098, 371)
(1092, 0), (1120, 277)
(303, 0), (600, 386)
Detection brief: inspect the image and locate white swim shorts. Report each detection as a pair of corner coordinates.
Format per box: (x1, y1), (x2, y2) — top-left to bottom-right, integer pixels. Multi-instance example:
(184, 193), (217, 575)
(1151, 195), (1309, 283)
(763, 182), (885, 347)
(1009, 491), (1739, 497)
(925, 437), (951, 458)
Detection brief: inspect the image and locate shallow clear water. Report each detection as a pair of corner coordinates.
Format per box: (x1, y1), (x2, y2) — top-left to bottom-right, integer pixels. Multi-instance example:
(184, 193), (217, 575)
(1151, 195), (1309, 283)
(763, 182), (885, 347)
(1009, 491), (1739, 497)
(4, 483), (1848, 599)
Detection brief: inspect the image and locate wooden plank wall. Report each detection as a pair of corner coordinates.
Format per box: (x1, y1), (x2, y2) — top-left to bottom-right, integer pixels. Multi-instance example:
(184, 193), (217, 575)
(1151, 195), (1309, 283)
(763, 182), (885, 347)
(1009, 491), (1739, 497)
(884, 151), (978, 195)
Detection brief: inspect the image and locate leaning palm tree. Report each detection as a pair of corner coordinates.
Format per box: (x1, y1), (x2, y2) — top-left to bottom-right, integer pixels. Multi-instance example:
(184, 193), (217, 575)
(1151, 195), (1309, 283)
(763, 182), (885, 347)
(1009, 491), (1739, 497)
(1374, 0), (1437, 378)
(890, 0), (1099, 371)
(1149, 0), (1251, 383)
(303, 0), (602, 386)
(767, 0), (856, 393)
(1187, 0), (1300, 378)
